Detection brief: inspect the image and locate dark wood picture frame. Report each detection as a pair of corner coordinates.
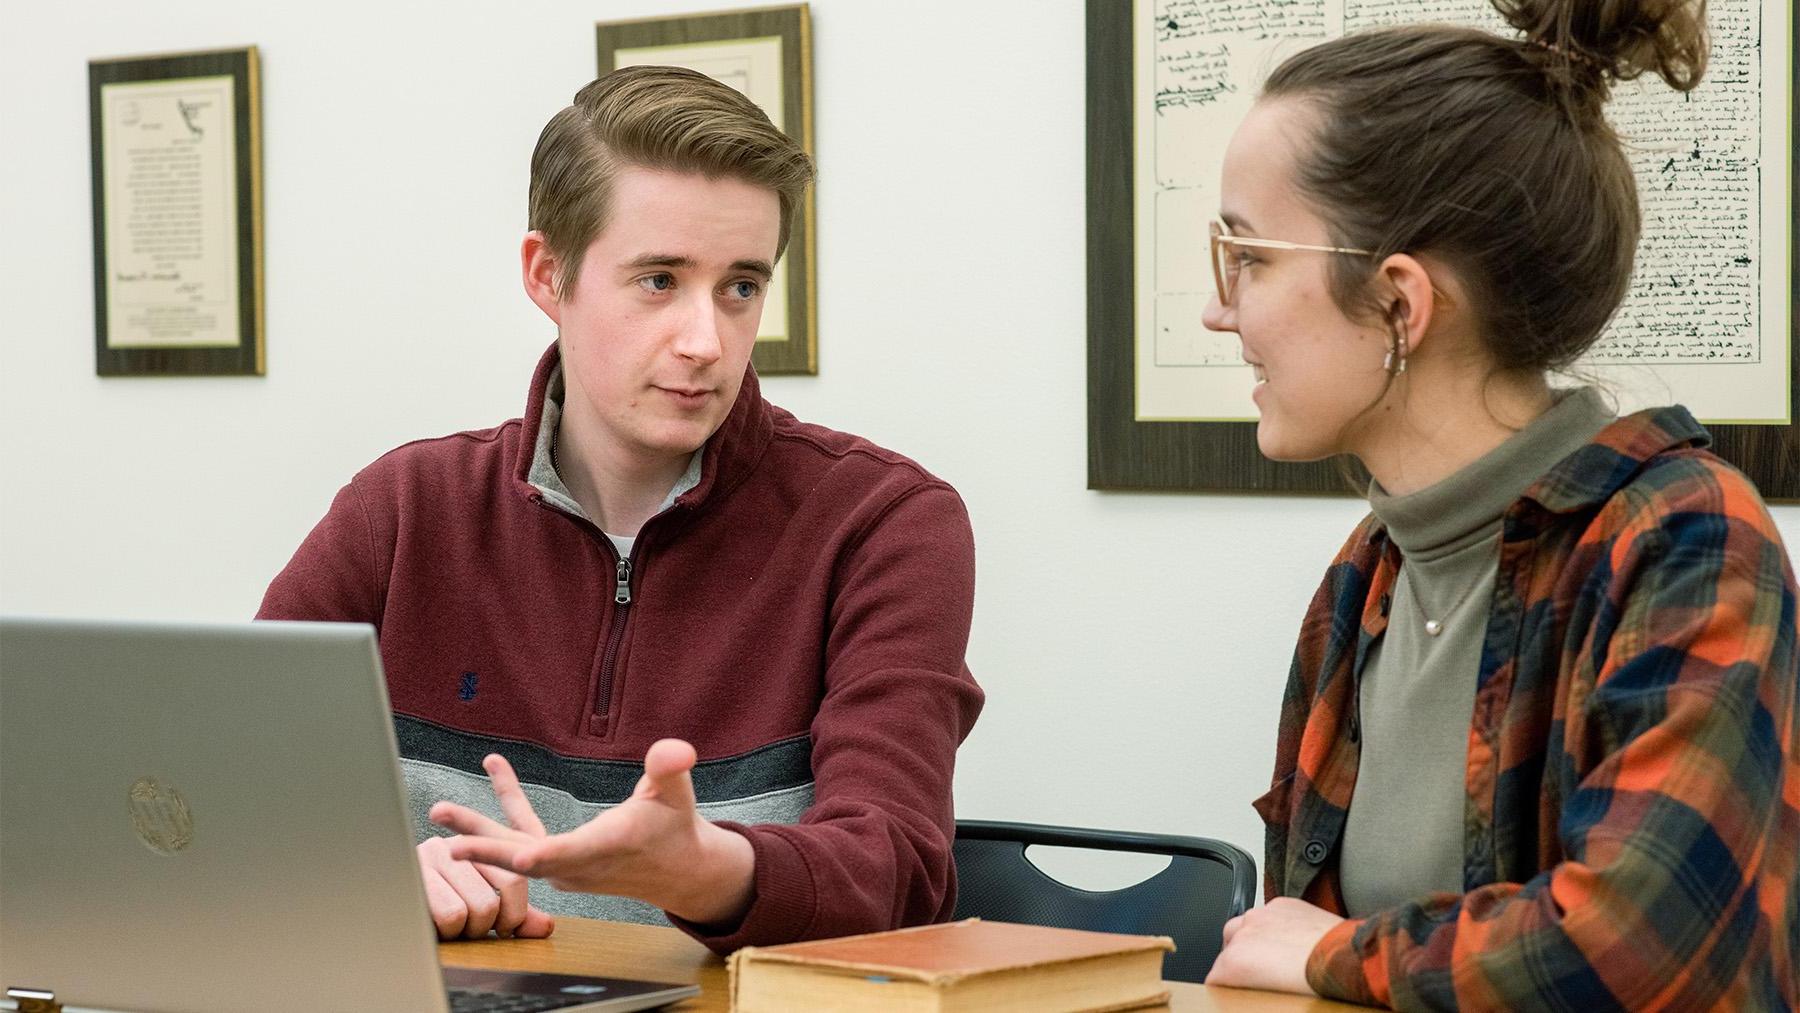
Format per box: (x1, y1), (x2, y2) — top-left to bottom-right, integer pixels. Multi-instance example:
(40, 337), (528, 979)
(1086, 1), (1798, 501)
(89, 47), (264, 377)
(598, 4), (818, 376)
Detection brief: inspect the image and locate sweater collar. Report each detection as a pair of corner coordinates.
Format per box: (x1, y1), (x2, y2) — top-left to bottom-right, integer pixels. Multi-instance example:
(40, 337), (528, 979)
(1357, 402), (1712, 554)
(512, 341), (774, 511)
(1368, 387), (1615, 557)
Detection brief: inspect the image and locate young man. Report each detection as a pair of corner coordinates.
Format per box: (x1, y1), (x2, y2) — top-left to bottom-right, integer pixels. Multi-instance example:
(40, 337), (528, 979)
(258, 66), (983, 953)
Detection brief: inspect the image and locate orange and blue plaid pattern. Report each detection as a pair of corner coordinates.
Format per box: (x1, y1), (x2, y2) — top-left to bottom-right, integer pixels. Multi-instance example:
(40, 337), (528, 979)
(1257, 406), (1799, 1010)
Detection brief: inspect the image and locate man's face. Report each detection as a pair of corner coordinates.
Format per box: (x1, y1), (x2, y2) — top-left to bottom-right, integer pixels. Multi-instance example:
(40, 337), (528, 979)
(543, 166), (780, 463)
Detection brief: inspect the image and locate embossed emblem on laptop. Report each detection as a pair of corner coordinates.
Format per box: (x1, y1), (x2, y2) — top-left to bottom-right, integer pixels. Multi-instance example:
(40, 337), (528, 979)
(128, 777), (194, 855)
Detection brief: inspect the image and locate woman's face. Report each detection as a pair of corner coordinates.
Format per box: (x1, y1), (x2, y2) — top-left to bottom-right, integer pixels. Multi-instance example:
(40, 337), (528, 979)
(1201, 99), (1394, 463)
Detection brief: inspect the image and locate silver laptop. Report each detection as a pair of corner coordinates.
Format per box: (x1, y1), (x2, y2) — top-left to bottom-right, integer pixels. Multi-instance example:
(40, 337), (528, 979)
(0, 617), (699, 1013)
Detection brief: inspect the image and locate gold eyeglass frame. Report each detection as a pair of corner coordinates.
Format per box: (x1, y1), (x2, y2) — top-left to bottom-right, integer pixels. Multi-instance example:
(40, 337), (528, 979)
(1208, 219), (1372, 305)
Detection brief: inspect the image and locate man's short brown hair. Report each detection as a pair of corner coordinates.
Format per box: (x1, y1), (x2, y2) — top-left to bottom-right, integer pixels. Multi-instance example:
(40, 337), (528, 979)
(528, 65), (815, 296)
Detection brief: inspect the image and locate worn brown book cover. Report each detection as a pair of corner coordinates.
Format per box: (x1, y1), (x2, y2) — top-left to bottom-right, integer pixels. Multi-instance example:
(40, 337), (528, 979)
(728, 918), (1175, 1012)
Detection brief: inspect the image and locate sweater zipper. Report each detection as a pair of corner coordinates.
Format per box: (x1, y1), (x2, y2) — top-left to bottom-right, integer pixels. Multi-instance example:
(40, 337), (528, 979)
(595, 549), (633, 720)
(527, 491), (662, 728)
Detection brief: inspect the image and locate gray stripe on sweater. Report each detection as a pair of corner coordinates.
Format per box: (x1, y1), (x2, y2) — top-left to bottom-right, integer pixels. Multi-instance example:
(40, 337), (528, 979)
(402, 757), (815, 924)
(394, 715), (813, 805)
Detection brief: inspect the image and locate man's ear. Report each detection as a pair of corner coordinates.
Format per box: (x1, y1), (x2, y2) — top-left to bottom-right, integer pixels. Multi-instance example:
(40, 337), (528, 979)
(521, 231), (563, 324)
(1374, 253), (1437, 356)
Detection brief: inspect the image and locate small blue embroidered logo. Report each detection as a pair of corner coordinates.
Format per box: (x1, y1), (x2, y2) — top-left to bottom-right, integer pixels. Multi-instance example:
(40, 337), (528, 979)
(458, 671), (479, 702)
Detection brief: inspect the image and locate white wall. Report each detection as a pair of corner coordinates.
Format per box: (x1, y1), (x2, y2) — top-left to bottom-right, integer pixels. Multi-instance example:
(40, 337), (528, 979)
(3, 0), (1796, 884)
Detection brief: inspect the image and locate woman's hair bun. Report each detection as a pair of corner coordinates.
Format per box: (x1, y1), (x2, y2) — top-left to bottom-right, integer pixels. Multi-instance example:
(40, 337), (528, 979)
(1491, 0), (1709, 93)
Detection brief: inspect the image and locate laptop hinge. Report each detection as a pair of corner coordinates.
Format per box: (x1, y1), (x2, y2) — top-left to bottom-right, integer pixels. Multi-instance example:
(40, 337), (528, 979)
(6, 988), (61, 1013)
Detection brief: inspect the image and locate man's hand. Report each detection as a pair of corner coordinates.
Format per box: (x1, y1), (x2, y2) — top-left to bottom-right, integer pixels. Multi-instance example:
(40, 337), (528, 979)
(1204, 897), (1343, 995)
(429, 739), (757, 927)
(416, 836), (556, 940)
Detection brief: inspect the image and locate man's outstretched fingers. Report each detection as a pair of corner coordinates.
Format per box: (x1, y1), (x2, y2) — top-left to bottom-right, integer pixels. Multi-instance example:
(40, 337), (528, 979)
(429, 801), (528, 841)
(640, 738), (699, 810)
(447, 834), (541, 876)
(483, 754), (548, 837)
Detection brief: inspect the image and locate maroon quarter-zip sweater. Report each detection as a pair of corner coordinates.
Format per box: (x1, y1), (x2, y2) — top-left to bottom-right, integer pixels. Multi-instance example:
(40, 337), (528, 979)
(258, 342), (984, 952)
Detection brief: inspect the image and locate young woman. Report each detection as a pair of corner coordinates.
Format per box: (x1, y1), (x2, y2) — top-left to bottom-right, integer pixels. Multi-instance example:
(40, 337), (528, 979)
(1196, 1), (1799, 1008)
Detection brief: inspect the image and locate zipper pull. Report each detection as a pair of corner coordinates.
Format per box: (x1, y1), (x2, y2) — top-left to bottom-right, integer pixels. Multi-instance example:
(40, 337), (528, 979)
(614, 557), (632, 605)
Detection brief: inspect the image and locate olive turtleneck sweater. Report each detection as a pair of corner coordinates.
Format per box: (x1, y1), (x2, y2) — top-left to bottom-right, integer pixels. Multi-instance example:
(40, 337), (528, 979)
(1338, 387), (1615, 917)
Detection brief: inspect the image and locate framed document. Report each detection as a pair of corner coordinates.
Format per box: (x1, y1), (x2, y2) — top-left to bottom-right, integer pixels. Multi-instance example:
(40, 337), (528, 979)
(598, 4), (818, 375)
(89, 47), (263, 377)
(1087, 0), (1798, 500)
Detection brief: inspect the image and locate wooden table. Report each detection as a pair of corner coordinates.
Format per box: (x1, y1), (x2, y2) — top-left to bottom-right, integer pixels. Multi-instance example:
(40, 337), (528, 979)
(440, 918), (1364, 1012)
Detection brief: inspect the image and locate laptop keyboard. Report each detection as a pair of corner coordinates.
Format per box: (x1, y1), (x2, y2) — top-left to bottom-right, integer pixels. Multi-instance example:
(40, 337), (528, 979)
(446, 988), (596, 1012)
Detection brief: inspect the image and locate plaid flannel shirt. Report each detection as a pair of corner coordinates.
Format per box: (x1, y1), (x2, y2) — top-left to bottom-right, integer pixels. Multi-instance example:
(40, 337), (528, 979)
(1256, 406), (1799, 1010)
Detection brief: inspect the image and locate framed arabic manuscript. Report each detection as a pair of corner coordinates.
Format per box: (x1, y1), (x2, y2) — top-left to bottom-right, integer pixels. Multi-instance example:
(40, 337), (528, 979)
(1088, 0), (1797, 499)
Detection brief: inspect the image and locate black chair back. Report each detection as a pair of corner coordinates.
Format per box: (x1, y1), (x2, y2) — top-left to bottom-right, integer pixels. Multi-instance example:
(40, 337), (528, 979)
(951, 819), (1256, 983)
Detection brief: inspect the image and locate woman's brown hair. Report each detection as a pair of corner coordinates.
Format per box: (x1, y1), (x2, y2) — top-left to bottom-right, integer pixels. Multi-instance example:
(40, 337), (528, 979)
(1261, 0), (1710, 371)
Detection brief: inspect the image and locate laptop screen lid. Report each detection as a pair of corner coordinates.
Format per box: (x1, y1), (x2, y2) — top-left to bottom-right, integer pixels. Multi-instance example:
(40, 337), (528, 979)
(1, 617), (456, 1012)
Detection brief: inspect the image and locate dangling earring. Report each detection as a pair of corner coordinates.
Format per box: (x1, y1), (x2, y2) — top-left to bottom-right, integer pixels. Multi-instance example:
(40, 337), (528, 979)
(1383, 319), (1409, 376)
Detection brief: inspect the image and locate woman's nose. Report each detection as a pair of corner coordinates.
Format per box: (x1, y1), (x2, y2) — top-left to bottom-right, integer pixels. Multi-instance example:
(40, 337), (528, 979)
(1201, 293), (1236, 333)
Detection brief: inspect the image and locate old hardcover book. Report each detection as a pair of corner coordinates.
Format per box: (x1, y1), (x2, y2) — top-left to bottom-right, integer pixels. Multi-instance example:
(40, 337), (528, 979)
(727, 918), (1175, 1012)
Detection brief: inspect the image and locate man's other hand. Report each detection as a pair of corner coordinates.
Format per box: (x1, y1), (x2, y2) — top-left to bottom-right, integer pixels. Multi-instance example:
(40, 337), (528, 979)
(416, 836), (556, 940)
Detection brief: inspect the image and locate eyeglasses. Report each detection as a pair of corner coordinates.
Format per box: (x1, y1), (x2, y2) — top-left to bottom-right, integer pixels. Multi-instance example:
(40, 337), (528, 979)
(1208, 219), (1372, 306)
